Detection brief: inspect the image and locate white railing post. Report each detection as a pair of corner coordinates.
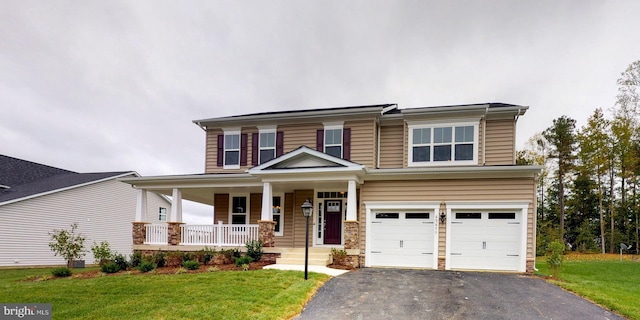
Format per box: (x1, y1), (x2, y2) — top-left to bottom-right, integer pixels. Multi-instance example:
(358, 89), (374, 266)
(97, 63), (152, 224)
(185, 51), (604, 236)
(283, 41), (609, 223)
(217, 221), (223, 246)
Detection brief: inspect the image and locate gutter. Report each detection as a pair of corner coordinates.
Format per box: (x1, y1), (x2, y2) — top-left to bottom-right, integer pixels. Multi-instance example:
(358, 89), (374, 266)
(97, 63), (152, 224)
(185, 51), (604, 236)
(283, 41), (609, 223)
(194, 121), (206, 132)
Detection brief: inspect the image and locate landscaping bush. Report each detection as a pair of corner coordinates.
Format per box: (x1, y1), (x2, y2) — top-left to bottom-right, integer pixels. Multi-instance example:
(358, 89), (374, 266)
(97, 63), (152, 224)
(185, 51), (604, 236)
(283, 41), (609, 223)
(129, 252), (143, 268)
(182, 260), (200, 270)
(197, 247), (216, 265)
(138, 260), (156, 273)
(546, 240), (565, 276)
(231, 248), (242, 259)
(48, 223), (86, 269)
(113, 253), (129, 271)
(91, 241), (113, 266)
(51, 267), (72, 277)
(153, 251), (166, 268)
(245, 240), (263, 262)
(233, 255), (253, 267)
(101, 261), (120, 273)
(166, 251), (184, 267)
(331, 248), (348, 265)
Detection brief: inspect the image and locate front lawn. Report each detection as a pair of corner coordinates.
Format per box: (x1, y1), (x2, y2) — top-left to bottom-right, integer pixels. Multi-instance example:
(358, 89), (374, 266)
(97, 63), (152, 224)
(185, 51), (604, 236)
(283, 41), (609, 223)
(536, 253), (640, 320)
(0, 267), (330, 320)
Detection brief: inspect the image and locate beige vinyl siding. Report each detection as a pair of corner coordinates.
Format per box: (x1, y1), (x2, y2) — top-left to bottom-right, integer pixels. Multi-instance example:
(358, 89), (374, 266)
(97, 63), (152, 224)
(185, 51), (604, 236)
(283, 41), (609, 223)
(379, 124), (404, 168)
(360, 177), (536, 260)
(249, 193), (261, 224)
(213, 194), (229, 224)
(0, 177), (170, 267)
(292, 190), (314, 248)
(484, 119), (515, 165)
(274, 193), (294, 247)
(145, 193), (172, 223)
(279, 123), (322, 153)
(205, 127), (257, 174)
(345, 119), (376, 167)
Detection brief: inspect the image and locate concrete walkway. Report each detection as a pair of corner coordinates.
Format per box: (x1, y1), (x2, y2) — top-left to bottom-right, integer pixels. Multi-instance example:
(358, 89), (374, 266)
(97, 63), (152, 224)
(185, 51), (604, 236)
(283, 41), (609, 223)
(263, 264), (350, 276)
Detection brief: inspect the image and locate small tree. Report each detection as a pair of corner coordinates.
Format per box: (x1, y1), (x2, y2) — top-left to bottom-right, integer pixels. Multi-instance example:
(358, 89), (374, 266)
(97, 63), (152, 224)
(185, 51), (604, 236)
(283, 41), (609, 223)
(546, 240), (565, 277)
(91, 241), (113, 266)
(48, 223), (86, 268)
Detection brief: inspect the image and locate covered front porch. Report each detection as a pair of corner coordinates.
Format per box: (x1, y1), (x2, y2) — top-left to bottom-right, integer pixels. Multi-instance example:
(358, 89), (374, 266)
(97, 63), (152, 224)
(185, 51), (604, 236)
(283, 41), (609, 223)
(123, 147), (364, 266)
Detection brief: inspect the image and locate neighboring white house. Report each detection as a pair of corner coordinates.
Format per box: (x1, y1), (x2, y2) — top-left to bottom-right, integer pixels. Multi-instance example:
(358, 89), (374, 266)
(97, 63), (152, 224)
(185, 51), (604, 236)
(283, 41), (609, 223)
(0, 154), (171, 267)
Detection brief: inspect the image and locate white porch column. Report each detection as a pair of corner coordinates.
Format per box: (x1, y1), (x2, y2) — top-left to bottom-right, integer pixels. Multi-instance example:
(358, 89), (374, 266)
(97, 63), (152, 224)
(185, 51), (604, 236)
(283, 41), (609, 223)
(135, 189), (147, 222)
(346, 180), (357, 220)
(170, 188), (183, 222)
(261, 182), (273, 220)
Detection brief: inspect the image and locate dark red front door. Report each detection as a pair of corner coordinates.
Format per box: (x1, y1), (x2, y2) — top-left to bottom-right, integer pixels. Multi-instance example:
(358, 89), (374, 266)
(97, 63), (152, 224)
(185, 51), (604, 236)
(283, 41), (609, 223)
(324, 200), (342, 244)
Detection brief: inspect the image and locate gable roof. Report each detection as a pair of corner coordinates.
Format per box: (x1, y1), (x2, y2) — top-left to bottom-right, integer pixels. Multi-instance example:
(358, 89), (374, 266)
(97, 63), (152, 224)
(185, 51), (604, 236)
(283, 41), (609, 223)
(0, 155), (136, 205)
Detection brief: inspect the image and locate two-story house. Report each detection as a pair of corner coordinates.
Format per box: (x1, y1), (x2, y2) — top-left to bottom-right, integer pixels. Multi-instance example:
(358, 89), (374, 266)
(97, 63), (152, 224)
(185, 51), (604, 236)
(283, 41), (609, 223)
(122, 103), (541, 273)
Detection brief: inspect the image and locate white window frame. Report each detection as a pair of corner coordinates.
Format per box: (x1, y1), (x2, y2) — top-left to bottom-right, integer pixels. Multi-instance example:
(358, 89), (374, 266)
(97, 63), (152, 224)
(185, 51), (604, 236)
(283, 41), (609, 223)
(158, 207), (167, 222)
(258, 127), (277, 165)
(272, 194), (284, 236)
(408, 121), (479, 167)
(323, 123), (344, 158)
(223, 129), (241, 169)
(228, 194), (250, 225)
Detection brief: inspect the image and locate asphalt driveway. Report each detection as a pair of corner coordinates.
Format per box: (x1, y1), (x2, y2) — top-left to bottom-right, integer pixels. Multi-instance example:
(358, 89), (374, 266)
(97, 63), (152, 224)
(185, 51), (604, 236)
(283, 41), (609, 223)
(296, 268), (625, 320)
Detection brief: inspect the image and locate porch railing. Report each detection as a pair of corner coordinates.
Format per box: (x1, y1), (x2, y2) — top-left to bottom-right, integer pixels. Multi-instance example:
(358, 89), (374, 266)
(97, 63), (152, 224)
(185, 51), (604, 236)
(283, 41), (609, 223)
(181, 222), (259, 246)
(145, 224), (168, 244)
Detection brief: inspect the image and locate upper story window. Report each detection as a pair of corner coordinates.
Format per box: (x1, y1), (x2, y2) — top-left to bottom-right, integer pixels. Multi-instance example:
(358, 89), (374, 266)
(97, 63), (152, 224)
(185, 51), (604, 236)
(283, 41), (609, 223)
(408, 121), (478, 166)
(317, 123), (351, 160)
(259, 131), (276, 164)
(224, 131), (241, 169)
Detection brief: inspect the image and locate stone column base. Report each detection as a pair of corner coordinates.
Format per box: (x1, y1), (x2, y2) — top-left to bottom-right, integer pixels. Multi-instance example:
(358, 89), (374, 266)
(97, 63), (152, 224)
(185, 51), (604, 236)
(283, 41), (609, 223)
(258, 220), (277, 247)
(526, 259), (535, 274)
(167, 222), (183, 246)
(132, 222), (147, 245)
(438, 257), (446, 270)
(344, 220), (359, 250)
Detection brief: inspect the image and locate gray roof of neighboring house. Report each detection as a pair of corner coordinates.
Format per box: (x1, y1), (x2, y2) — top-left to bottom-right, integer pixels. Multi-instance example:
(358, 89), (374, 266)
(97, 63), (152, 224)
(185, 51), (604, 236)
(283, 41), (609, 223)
(0, 155), (134, 205)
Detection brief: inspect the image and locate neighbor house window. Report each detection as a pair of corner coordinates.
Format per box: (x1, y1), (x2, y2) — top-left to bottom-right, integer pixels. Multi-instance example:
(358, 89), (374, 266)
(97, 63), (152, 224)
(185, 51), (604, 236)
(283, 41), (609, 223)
(231, 196), (248, 224)
(224, 132), (241, 168)
(408, 122), (478, 166)
(158, 207), (167, 222)
(259, 131), (276, 164)
(324, 128), (343, 158)
(272, 196), (283, 236)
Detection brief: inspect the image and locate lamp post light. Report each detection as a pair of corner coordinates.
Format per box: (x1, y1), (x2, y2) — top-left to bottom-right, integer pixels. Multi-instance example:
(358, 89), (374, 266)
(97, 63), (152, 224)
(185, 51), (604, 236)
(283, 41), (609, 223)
(301, 199), (313, 280)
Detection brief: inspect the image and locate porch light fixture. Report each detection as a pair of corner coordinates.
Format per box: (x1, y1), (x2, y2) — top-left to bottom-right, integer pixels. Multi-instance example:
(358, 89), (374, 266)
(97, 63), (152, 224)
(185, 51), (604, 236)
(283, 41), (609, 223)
(301, 199), (313, 280)
(439, 210), (446, 224)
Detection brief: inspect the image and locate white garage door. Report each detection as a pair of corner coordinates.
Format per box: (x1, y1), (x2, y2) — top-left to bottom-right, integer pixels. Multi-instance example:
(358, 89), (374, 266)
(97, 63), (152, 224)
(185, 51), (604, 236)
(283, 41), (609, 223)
(369, 211), (435, 268)
(449, 211), (521, 271)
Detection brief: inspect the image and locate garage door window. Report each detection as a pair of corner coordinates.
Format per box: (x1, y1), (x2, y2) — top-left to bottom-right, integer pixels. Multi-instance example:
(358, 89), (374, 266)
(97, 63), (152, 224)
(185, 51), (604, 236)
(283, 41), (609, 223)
(456, 212), (481, 219)
(406, 212), (430, 219)
(375, 212), (399, 219)
(489, 212), (516, 219)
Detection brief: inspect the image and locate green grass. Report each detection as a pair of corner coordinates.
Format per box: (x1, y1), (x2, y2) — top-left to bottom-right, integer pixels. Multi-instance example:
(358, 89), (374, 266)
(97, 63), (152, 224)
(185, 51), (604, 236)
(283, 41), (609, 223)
(536, 258), (640, 319)
(0, 267), (330, 320)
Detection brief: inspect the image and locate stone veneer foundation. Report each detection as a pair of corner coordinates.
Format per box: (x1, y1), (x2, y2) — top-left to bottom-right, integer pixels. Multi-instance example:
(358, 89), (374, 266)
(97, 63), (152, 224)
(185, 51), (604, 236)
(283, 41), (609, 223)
(167, 222), (183, 246)
(132, 222), (146, 245)
(258, 220), (277, 247)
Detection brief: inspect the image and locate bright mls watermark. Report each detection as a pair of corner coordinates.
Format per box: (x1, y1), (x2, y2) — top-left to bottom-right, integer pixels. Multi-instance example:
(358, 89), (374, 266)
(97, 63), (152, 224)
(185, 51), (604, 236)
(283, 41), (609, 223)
(0, 304), (51, 320)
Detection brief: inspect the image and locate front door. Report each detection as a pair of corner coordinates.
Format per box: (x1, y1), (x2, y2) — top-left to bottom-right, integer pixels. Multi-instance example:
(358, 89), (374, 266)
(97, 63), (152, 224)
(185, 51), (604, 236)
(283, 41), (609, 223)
(324, 200), (342, 244)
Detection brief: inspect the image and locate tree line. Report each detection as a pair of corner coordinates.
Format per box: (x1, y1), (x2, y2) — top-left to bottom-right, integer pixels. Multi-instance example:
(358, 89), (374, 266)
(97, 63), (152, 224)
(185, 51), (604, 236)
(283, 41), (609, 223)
(518, 60), (640, 255)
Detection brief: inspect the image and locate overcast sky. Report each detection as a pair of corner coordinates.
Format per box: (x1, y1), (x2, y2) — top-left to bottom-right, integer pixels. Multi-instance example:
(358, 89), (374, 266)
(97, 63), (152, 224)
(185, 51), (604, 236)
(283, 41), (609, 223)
(2, 1), (640, 223)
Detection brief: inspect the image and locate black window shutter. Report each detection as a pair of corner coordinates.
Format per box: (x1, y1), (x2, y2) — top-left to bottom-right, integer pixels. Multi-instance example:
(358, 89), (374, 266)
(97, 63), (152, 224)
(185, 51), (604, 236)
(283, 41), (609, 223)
(316, 129), (324, 152)
(252, 133), (259, 166)
(240, 133), (248, 166)
(276, 131), (284, 157)
(343, 127), (351, 160)
(217, 134), (224, 167)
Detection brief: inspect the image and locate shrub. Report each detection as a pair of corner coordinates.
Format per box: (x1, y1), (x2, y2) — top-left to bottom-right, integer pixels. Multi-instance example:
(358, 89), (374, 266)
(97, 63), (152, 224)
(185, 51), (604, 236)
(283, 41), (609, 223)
(546, 240), (565, 276)
(231, 248), (242, 259)
(113, 253), (129, 271)
(51, 267), (72, 277)
(233, 255), (253, 267)
(138, 260), (156, 273)
(130, 252), (143, 268)
(175, 267), (187, 274)
(48, 223), (86, 268)
(219, 249), (235, 264)
(331, 248), (348, 265)
(153, 251), (166, 268)
(199, 247), (216, 265)
(182, 260), (200, 270)
(101, 261), (120, 273)
(91, 241), (113, 266)
(245, 240), (263, 262)
(166, 251), (185, 267)
(242, 263), (250, 271)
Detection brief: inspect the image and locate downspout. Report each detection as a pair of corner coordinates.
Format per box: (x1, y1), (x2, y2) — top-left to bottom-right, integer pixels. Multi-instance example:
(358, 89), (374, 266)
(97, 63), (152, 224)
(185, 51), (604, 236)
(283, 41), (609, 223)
(482, 106), (488, 165)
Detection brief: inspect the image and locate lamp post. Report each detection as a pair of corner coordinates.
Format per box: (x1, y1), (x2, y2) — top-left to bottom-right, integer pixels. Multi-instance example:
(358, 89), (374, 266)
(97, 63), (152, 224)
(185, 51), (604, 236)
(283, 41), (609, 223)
(301, 199), (313, 280)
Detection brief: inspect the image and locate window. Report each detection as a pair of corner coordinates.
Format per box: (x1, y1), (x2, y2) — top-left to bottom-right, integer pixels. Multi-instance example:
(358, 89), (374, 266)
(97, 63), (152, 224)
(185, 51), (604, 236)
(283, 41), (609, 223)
(324, 128), (343, 158)
(272, 196), (283, 236)
(408, 122), (478, 166)
(158, 207), (167, 222)
(406, 212), (430, 219)
(456, 212), (482, 219)
(224, 133), (240, 168)
(259, 132), (276, 164)
(375, 212), (400, 219)
(231, 196), (248, 224)
(489, 212), (516, 219)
